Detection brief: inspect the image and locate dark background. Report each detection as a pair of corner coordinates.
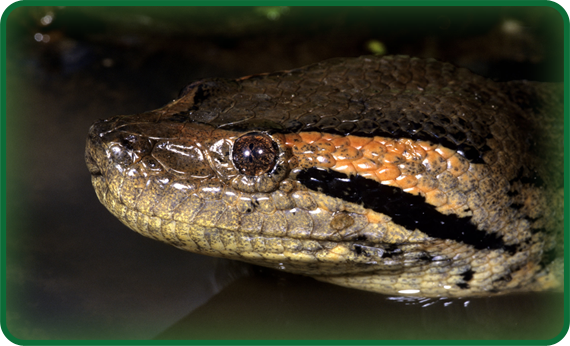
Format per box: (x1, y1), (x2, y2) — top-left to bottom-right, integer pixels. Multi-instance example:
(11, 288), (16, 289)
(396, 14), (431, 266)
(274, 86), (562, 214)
(4, 5), (566, 340)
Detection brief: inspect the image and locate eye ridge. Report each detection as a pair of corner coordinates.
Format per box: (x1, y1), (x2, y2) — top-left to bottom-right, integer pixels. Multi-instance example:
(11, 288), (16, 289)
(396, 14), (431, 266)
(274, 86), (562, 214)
(232, 132), (278, 176)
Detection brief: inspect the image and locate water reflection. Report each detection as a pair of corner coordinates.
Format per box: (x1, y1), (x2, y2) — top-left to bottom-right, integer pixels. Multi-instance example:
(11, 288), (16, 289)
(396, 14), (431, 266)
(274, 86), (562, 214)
(159, 264), (564, 340)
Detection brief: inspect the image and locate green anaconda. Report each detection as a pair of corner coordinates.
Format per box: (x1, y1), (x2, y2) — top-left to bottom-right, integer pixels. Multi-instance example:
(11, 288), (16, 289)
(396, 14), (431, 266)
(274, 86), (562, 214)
(85, 55), (564, 297)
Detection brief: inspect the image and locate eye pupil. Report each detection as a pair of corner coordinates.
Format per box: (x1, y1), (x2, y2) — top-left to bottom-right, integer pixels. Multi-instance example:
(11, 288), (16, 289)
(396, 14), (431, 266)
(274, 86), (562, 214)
(232, 132), (278, 176)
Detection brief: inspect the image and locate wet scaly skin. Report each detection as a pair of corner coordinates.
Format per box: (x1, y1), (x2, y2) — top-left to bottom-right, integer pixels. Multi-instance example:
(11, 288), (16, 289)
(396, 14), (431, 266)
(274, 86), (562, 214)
(86, 56), (563, 297)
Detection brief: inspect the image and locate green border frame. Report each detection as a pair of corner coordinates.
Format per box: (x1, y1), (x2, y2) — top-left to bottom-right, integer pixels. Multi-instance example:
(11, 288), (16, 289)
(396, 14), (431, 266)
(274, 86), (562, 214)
(0, 0), (570, 345)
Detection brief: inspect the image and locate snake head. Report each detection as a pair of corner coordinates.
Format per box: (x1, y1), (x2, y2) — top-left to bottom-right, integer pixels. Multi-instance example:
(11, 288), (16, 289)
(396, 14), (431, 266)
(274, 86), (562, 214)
(85, 55), (563, 297)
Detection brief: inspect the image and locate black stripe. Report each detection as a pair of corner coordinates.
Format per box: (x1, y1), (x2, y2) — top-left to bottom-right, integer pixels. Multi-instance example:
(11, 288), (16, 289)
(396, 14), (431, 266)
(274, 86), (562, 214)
(296, 167), (509, 251)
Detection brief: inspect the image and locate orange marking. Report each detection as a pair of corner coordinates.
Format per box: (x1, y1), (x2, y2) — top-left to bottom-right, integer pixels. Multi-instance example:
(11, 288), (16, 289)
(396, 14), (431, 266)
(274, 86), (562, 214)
(333, 160), (357, 175)
(375, 164), (400, 181)
(286, 132), (470, 212)
(284, 133), (302, 146)
(403, 142), (427, 161)
(403, 186), (422, 196)
(381, 152), (403, 164)
(423, 151), (445, 172)
(312, 139), (335, 153)
(299, 132), (322, 144)
(415, 175), (437, 193)
(374, 136), (388, 144)
(353, 157), (379, 171)
(357, 171), (376, 180)
(320, 133), (337, 141)
(331, 136), (351, 148)
(395, 175), (418, 189)
(425, 190), (447, 207)
(361, 141), (386, 159)
(384, 141), (406, 154)
(272, 133), (286, 144)
(435, 145), (456, 160)
(316, 154), (336, 168)
(447, 155), (470, 177)
(348, 136), (373, 149)
(417, 140), (438, 151)
(332, 146), (361, 160)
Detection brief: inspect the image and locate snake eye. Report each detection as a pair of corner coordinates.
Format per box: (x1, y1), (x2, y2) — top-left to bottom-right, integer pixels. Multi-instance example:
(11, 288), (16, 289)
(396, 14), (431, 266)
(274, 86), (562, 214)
(232, 132), (279, 176)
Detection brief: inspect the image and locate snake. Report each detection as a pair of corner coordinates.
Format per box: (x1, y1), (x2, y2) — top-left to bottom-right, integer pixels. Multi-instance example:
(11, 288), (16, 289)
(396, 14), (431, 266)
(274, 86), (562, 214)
(85, 55), (564, 297)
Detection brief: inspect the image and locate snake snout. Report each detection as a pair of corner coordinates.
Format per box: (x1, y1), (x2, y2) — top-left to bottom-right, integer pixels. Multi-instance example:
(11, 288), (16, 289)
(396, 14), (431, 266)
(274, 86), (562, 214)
(85, 122), (106, 177)
(86, 118), (118, 177)
(85, 149), (101, 176)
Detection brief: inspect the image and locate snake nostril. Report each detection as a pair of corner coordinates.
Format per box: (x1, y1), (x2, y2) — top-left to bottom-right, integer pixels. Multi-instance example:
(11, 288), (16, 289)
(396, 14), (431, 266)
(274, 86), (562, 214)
(88, 117), (117, 139)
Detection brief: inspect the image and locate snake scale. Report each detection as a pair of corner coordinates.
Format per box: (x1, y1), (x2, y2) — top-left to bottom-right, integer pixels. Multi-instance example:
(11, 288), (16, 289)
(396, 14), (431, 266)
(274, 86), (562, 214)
(85, 55), (563, 297)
